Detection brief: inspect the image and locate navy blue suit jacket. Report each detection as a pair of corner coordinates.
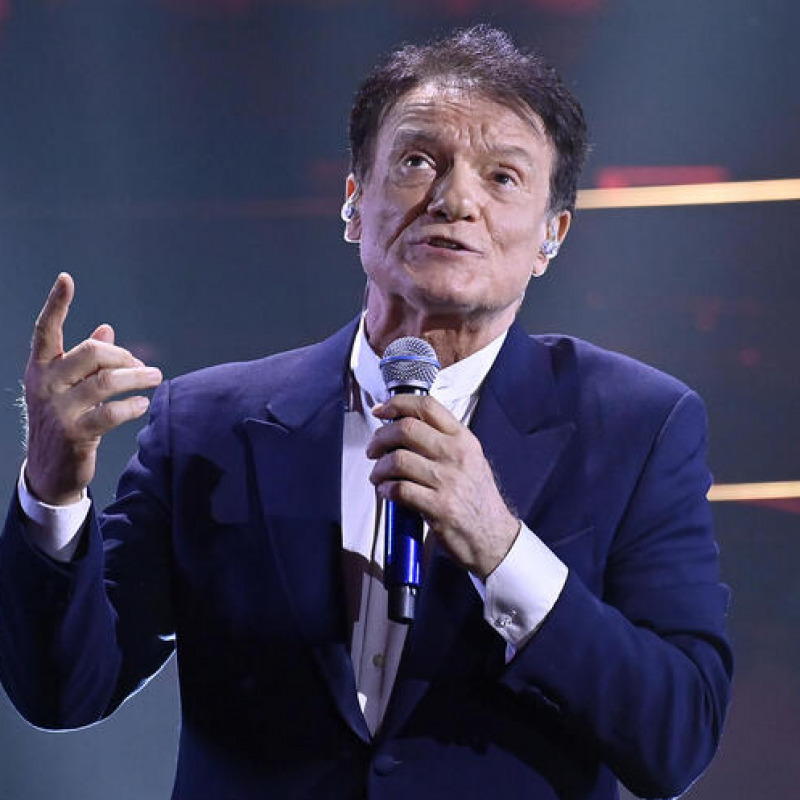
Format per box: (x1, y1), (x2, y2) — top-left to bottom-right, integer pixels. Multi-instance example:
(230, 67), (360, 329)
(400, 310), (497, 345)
(0, 320), (732, 800)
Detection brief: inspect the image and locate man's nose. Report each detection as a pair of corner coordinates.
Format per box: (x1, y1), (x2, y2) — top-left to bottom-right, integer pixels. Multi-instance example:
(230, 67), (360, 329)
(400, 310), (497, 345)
(426, 164), (480, 222)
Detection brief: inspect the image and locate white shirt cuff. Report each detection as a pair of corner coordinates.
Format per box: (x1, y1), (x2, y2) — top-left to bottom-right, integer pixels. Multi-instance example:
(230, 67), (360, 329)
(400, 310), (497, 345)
(17, 461), (91, 562)
(470, 522), (568, 658)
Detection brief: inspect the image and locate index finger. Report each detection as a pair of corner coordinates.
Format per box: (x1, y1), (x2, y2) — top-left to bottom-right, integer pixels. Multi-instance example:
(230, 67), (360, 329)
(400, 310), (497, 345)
(372, 394), (462, 435)
(31, 272), (74, 363)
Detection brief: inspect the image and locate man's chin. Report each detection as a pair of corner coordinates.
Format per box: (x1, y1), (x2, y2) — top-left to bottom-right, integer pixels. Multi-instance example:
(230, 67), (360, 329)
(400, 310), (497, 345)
(406, 287), (511, 323)
(410, 288), (481, 315)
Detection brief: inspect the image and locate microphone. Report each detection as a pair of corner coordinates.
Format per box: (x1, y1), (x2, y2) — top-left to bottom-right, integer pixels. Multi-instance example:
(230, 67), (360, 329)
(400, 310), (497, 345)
(379, 337), (440, 624)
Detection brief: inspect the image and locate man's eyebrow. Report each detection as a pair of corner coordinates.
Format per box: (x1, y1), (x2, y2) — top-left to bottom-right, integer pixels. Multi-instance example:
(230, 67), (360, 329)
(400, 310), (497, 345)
(390, 128), (439, 151)
(490, 146), (537, 167)
(390, 128), (537, 167)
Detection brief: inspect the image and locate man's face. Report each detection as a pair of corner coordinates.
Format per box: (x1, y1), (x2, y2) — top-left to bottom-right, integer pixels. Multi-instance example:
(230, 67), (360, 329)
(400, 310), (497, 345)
(348, 82), (567, 329)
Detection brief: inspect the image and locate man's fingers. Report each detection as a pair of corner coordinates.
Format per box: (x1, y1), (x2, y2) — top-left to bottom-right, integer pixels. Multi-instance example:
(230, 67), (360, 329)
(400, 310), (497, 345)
(374, 479), (438, 519)
(78, 395), (152, 438)
(370, 447), (439, 489)
(90, 323), (115, 345)
(55, 339), (148, 386)
(31, 273), (74, 363)
(89, 325), (146, 367)
(372, 394), (461, 434)
(90, 324), (145, 367)
(367, 395), (467, 461)
(366, 415), (444, 461)
(71, 366), (163, 407)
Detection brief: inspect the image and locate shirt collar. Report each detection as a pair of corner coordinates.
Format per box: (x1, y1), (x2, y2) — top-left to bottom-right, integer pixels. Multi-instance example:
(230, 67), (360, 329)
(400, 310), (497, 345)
(350, 315), (507, 409)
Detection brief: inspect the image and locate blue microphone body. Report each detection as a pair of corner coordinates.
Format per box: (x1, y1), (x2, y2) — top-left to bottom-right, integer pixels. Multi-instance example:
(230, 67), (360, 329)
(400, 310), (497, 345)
(379, 338), (440, 624)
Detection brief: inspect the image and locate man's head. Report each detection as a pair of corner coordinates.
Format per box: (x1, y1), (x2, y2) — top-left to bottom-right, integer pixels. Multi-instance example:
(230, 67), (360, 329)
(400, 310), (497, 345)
(343, 26), (590, 358)
(348, 25), (588, 217)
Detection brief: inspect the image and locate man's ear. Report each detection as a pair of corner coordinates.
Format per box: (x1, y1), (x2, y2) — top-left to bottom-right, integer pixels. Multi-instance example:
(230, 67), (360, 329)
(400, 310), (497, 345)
(342, 174), (362, 243)
(532, 210), (571, 277)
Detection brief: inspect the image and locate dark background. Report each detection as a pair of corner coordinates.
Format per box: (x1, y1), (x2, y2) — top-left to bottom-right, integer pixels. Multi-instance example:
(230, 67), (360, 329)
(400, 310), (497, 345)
(0, 1), (798, 797)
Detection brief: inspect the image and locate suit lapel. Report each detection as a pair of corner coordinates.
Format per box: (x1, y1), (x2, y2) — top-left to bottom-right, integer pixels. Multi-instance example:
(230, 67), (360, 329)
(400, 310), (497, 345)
(383, 325), (576, 737)
(242, 319), (371, 743)
(470, 324), (576, 538)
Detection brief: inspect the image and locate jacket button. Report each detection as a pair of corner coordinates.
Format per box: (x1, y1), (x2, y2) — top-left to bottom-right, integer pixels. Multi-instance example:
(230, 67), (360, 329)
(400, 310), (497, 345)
(373, 753), (401, 775)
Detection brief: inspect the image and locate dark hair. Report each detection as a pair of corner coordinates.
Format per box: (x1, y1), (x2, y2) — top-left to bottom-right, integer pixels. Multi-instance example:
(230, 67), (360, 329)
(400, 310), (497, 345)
(348, 25), (588, 214)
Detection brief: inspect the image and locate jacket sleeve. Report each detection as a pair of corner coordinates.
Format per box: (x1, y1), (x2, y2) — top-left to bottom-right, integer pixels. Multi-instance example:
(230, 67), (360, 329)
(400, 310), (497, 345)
(498, 390), (733, 799)
(0, 381), (175, 730)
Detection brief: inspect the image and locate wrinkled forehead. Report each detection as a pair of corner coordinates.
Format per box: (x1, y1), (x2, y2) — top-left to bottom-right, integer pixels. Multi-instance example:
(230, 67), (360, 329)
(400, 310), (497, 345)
(374, 80), (549, 155)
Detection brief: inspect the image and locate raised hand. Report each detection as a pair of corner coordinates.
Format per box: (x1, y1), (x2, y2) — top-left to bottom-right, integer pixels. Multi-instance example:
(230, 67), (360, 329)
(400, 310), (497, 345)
(368, 394), (520, 580)
(23, 273), (163, 506)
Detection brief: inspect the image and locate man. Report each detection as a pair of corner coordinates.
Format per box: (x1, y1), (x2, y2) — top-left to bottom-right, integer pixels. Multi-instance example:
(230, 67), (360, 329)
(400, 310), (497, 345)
(0, 26), (732, 800)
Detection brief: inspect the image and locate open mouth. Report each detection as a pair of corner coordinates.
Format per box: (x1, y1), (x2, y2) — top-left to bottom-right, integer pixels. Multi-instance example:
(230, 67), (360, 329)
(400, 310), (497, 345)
(425, 236), (468, 251)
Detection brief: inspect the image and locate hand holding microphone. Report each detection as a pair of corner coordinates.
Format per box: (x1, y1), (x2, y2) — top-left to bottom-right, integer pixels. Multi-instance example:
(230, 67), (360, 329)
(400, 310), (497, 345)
(377, 337), (440, 623)
(368, 338), (520, 623)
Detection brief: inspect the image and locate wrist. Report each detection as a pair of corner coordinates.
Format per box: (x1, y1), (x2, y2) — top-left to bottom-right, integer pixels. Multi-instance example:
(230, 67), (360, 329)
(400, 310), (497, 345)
(23, 466), (84, 507)
(475, 514), (522, 581)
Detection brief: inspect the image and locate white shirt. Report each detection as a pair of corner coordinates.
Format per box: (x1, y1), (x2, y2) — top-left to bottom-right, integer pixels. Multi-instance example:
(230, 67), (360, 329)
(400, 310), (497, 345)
(18, 319), (568, 736)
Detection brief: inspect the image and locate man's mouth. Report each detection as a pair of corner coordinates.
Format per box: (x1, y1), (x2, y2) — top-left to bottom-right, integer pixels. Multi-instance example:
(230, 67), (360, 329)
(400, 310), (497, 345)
(425, 236), (468, 251)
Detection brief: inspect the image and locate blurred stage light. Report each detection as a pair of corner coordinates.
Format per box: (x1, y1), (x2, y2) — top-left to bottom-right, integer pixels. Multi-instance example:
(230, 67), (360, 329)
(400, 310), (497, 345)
(595, 166), (731, 188)
(709, 481), (800, 502)
(577, 178), (800, 210)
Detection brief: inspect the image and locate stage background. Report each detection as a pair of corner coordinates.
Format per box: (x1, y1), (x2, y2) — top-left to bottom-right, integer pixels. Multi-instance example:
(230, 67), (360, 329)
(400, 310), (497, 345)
(0, 1), (798, 798)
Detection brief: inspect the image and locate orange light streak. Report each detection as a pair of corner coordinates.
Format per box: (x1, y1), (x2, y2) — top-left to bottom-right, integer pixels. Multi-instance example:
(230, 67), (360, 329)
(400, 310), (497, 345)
(577, 178), (800, 210)
(708, 481), (800, 502)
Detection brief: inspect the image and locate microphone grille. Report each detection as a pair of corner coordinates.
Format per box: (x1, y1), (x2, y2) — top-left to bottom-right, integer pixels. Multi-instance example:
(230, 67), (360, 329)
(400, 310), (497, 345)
(380, 337), (440, 391)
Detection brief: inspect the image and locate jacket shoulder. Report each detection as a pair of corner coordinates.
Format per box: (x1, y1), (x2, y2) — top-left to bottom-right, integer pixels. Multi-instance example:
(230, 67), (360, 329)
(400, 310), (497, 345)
(163, 319), (358, 421)
(534, 333), (696, 406)
(168, 344), (313, 405)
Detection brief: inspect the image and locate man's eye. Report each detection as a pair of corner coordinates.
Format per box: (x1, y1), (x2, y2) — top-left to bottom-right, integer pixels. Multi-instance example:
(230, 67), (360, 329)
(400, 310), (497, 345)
(492, 171), (517, 187)
(402, 154), (432, 169)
